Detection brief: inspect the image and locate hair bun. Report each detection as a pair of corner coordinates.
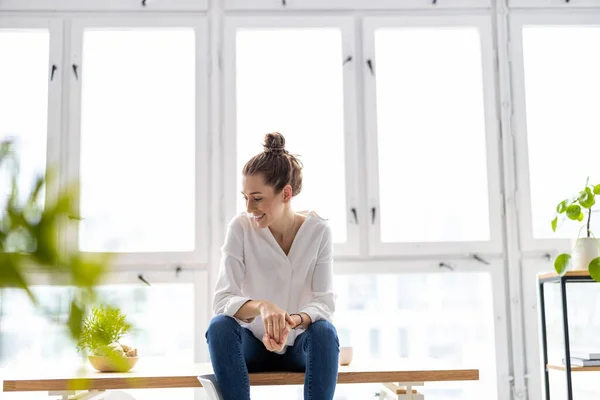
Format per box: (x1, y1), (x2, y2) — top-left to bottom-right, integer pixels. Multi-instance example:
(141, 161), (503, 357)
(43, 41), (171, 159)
(263, 132), (286, 153)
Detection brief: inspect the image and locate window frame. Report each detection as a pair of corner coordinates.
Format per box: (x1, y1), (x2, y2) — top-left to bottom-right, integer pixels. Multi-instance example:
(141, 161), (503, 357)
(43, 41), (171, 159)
(362, 15), (504, 256)
(224, 0), (492, 11)
(0, 17), (64, 216)
(521, 259), (554, 400)
(509, 0), (600, 9)
(0, 0), (207, 11)
(66, 16), (209, 267)
(222, 15), (362, 256)
(509, 12), (600, 254)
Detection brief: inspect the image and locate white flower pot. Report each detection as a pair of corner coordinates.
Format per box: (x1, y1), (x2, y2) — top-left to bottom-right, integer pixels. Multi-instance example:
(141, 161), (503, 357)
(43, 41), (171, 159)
(571, 237), (600, 271)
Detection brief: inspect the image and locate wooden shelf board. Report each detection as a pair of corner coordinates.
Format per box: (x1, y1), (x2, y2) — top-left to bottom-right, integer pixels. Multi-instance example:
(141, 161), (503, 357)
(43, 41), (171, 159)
(547, 364), (600, 372)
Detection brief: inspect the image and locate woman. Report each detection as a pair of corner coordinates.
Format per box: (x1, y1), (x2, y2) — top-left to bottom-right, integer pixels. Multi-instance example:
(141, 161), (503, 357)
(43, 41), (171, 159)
(206, 132), (339, 400)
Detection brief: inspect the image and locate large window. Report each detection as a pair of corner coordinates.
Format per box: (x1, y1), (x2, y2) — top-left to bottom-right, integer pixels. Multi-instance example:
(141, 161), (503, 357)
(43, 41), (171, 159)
(333, 271), (500, 400)
(0, 274), (200, 400)
(225, 17), (359, 255)
(0, 29), (49, 205)
(519, 24), (600, 242)
(74, 26), (197, 255)
(363, 17), (501, 255)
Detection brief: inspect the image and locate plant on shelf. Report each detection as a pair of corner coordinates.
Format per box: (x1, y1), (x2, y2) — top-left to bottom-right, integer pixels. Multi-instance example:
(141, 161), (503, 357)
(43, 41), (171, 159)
(77, 304), (138, 372)
(551, 177), (600, 281)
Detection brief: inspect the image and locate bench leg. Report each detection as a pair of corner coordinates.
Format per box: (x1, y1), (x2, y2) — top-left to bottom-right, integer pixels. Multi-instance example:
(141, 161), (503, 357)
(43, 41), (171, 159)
(197, 374), (224, 400)
(380, 382), (424, 400)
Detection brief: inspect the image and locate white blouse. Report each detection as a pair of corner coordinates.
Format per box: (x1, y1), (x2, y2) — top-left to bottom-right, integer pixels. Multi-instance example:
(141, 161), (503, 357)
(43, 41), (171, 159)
(212, 210), (336, 351)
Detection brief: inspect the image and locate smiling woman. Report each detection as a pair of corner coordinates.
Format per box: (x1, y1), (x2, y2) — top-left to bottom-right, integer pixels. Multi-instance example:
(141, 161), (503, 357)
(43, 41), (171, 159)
(208, 132), (340, 400)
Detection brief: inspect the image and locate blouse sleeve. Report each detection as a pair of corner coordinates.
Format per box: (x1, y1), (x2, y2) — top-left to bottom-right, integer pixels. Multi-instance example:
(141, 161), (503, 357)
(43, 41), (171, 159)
(212, 216), (254, 323)
(300, 224), (336, 323)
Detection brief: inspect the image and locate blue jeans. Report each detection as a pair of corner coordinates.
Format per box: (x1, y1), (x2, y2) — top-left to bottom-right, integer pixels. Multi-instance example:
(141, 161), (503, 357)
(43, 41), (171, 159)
(206, 314), (340, 400)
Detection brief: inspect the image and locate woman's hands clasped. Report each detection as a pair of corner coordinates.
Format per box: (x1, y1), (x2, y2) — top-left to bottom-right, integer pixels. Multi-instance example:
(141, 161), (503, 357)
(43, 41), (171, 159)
(258, 300), (296, 352)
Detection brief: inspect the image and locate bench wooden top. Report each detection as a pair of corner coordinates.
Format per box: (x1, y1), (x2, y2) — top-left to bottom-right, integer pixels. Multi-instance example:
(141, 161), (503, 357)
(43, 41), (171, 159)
(2, 359), (479, 392)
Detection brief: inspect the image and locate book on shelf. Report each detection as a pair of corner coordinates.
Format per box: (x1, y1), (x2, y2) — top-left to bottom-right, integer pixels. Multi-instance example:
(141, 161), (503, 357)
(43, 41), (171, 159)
(562, 358), (600, 367)
(569, 349), (600, 360)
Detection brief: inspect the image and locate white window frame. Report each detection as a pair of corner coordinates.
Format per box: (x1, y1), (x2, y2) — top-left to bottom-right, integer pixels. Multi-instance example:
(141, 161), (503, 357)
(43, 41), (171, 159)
(333, 259), (511, 400)
(0, 0), (207, 12)
(509, 0), (600, 9)
(362, 15), (504, 256)
(0, 17), (64, 216)
(225, 0), (491, 11)
(222, 16), (362, 256)
(509, 12), (600, 254)
(521, 259), (555, 400)
(66, 16), (209, 268)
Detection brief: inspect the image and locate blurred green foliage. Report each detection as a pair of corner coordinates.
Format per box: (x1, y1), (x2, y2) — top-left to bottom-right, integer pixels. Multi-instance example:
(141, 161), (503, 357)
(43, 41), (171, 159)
(0, 138), (111, 345)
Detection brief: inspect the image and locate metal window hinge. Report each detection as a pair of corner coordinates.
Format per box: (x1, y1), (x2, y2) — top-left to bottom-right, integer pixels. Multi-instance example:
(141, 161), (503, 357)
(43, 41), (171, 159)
(471, 253), (491, 265)
(138, 274), (151, 286)
(439, 262), (454, 271)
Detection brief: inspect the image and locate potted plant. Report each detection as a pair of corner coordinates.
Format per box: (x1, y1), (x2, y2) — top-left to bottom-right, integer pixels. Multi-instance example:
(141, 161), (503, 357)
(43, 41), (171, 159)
(551, 177), (600, 281)
(76, 305), (139, 372)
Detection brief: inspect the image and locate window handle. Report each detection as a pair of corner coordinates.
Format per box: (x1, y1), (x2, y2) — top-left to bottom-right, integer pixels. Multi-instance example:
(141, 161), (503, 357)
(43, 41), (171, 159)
(366, 59), (374, 76)
(351, 208), (358, 224)
(50, 65), (58, 81)
(72, 64), (79, 80)
(371, 207), (376, 224)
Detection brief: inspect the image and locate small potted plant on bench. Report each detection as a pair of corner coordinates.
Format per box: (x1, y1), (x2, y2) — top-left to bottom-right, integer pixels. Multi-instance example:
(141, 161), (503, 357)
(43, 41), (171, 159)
(76, 304), (139, 372)
(551, 177), (600, 281)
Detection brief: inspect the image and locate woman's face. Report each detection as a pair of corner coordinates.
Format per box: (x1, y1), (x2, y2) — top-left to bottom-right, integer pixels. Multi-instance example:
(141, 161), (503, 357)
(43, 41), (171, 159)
(242, 174), (290, 228)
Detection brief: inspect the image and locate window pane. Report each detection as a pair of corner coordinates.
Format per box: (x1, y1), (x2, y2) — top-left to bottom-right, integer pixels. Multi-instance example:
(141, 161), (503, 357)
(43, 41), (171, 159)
(374, 27), (490, 243)
(0, 30), (49, 205)
(0, 283), (195, 399)
(235, 28), (348, 243)
(334, 272), (498, 400)
(522, 27), (600, 240)
(79, 28), (195, 252)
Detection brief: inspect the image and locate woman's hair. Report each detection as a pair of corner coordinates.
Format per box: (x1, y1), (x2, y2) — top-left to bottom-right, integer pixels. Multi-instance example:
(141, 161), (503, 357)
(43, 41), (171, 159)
(242, 132), (303, 196)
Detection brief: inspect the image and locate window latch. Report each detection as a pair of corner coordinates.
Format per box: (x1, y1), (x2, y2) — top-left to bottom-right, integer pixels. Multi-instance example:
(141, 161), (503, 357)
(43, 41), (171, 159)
(366, 59), (374, 76)
(50, 65), (58, 81)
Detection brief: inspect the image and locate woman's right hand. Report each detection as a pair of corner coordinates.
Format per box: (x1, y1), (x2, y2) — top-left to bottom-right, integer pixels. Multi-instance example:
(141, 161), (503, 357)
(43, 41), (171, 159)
(258, 300), (295, 344)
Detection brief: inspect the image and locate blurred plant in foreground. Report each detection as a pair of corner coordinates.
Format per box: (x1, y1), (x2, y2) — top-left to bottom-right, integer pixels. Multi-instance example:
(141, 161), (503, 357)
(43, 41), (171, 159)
(0, 138), (112, 346)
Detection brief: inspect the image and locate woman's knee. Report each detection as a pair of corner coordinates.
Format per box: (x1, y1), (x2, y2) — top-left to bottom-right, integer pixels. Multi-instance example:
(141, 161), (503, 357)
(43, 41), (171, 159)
(307, 320), (339, 345)
(206, 314), (240, 341)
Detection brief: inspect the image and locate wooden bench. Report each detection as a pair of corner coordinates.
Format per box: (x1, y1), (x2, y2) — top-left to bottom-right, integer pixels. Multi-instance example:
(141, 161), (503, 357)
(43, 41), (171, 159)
(2, 359), (479, 400)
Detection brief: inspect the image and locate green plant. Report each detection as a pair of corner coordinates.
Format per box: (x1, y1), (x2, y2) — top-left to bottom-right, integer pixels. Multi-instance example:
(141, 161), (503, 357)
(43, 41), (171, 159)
(76, 305), (132, 354)
(0, 138), (111, 345)
(551, 177), (600, 280)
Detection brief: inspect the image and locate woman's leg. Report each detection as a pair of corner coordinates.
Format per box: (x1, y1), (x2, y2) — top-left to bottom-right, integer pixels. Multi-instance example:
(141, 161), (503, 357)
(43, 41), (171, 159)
(205, 315), (273, 400)
(280, 320), (340, 400)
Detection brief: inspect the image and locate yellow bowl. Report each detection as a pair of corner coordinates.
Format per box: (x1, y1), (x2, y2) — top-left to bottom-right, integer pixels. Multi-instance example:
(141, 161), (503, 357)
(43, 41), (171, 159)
(88, 355), (139, 373)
